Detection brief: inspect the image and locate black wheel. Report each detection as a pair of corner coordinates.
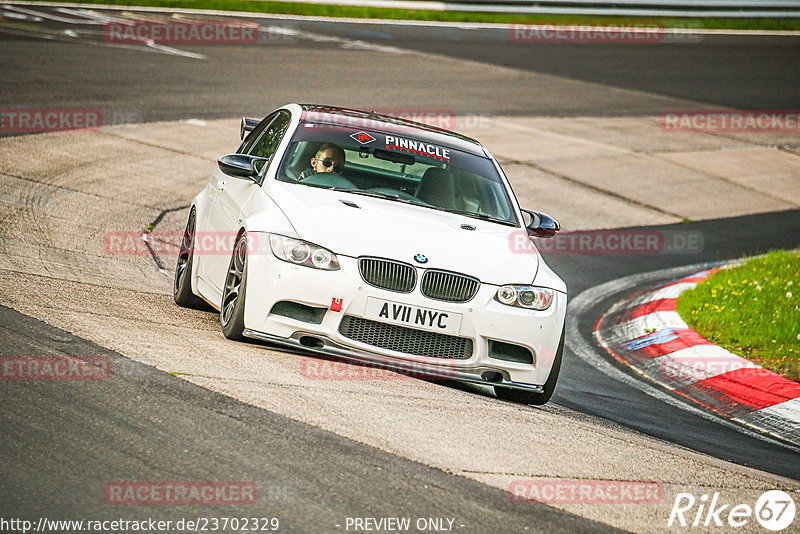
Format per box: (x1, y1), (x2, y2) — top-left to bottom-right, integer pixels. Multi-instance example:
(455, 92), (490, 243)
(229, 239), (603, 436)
(220, 231), (248, 340)
(174, 209), (207, 309)
(495, 327), (564, 406)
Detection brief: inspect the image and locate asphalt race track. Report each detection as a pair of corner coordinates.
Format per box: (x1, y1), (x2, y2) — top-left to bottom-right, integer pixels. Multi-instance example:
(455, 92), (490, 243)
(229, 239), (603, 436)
(1, 5), (800, 533)
(0, 305), (615, 532)
(1, 9), (799, 119)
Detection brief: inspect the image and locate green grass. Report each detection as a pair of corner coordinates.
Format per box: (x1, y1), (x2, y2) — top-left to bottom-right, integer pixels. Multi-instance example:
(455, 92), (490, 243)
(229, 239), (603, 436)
(677, 250), (800, 382)
(22, 0), (800, 31)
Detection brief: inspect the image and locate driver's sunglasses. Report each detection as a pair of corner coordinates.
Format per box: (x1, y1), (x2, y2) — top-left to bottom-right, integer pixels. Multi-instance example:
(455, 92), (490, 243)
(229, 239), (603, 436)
(317, 158), (343, 173)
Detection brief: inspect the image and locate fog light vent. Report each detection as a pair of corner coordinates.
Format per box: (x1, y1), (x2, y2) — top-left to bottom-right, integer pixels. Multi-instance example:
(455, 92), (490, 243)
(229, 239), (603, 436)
(488, 340), (533, 365)
(270, 301), (327, 324)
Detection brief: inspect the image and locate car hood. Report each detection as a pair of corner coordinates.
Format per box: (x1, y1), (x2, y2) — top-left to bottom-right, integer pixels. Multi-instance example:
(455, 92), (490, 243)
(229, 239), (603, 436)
(267, 183), (539, 285)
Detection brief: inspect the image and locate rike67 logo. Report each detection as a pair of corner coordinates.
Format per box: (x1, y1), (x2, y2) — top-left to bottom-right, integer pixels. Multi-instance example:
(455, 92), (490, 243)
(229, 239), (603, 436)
(668, 490), (796, 531)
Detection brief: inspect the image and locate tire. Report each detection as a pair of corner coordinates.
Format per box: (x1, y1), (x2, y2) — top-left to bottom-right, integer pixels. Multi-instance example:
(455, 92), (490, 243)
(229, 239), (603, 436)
(220, 231), (248, 340)
(494, 327), (565, 406)
(173, 209), (207, 309)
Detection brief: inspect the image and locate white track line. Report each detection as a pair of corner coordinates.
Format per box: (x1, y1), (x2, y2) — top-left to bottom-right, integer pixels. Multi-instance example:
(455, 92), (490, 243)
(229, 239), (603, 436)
(0, 24), (205, 58)
(0, 4), (206, 58)
(56, 6), (133, 24)
(2, 3), (103, 23)
(260, 25), (409, 54)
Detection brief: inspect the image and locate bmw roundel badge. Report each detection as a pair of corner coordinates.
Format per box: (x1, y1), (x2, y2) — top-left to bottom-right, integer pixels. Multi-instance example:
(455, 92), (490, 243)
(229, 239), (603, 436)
(414, 254), (428, 264)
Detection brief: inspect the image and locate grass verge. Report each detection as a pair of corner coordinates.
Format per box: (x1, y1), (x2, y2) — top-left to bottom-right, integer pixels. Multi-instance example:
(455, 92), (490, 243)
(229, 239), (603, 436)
(19, 0), (800, 31)
(677, 249), (800, 382)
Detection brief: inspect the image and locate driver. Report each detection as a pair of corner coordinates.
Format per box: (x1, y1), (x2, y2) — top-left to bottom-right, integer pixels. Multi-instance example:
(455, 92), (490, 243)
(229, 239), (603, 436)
(300, 143), (345, 179)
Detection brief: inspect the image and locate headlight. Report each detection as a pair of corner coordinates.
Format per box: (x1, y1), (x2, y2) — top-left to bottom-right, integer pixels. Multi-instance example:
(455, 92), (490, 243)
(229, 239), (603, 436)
(269, 235), (340, 270)
(495, 285), (553, 310)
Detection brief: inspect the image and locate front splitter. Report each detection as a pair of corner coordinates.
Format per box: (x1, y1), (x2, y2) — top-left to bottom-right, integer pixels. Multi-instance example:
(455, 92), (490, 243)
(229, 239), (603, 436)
(242, 328), (545, 394)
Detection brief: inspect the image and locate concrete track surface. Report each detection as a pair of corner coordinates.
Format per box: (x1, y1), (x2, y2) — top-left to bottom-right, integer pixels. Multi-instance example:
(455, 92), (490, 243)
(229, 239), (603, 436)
(1, 6), (800, 533)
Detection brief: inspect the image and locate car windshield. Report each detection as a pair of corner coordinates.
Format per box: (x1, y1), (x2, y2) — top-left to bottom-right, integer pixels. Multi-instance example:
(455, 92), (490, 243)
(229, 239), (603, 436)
(275, 123), (518, 225)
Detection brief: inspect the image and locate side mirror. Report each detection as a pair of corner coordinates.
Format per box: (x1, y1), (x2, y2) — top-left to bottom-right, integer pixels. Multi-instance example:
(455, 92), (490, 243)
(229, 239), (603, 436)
(217, 154), (267, 180)
(240, 117), (259, 140)
(521, 209), (560, 238)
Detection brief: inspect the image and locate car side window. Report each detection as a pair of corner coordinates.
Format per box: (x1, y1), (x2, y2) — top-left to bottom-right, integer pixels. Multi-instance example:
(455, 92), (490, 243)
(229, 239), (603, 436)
(247, 111), (291, 160)
(238, 112), (277, 154)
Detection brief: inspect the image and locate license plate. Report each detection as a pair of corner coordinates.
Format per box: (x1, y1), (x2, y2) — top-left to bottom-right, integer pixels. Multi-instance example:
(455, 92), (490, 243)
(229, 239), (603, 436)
(364, 297), (462, 335)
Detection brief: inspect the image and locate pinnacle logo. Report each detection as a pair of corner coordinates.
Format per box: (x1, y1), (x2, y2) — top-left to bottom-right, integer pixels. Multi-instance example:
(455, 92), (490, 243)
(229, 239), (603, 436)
(350, 131), (376, 144)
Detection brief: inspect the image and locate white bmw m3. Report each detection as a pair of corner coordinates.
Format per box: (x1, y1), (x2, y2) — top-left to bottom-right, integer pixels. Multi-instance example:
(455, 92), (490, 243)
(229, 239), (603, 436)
(174, 104), (567, 404)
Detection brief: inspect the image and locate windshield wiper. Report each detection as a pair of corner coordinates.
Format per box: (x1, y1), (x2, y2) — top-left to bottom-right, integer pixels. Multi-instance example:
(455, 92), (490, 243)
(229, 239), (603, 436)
(345, 190), (427, 206)
(300, 184), (421, 205)
(432, 208), (516, 226)
(300, 183), (354, 192)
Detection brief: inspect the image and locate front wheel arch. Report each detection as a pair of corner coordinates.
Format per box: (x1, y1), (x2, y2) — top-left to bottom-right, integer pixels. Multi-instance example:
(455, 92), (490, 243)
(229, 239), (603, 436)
(494, 326), (564, 405)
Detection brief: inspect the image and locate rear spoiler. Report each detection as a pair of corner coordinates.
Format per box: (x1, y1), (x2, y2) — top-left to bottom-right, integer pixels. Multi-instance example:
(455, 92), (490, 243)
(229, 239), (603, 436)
(240, 117), (260, 140)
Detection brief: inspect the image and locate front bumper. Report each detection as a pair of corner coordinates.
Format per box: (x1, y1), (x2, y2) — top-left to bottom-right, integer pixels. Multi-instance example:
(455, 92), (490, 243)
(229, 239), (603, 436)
(243, 328), (545, 392)
(242, 247), (567, 387)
